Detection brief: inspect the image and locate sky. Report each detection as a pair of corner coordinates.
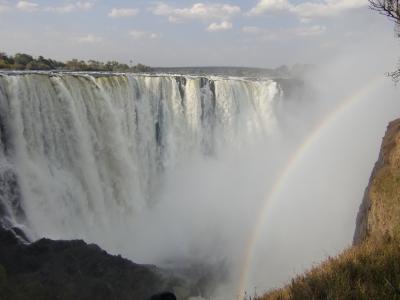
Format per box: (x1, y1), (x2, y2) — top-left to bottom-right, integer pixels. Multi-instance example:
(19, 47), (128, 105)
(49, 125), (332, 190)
(0, 0), (398, 67)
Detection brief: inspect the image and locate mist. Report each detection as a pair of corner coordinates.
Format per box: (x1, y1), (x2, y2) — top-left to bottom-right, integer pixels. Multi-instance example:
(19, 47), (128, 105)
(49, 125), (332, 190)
(95, 26), (400, 299)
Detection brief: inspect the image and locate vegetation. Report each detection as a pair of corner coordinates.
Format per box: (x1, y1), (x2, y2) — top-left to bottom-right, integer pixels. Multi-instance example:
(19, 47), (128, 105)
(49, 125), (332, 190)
(369, 0), (400, 81)
(258, 239), (400, 300)
(0, 51), (152, 73)
(369, 0), (400, 24)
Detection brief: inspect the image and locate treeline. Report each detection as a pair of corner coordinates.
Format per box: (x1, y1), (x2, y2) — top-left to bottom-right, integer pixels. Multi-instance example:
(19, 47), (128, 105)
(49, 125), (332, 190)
(0, 52), (152, 73)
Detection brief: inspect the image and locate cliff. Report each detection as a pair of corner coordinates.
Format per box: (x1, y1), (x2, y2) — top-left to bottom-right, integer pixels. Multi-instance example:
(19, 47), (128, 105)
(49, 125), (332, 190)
(259, 119), (400, 300)
(354, 118), (400, 244)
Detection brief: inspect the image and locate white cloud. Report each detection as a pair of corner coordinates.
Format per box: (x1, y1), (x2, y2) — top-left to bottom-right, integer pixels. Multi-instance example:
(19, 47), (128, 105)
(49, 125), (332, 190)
(151, 2), (241, 23)
(248, 0), (366, 18)
(108, 8), (139, 18)
(207, 21), (233, 32)
(75, 1), (93, 10)
(16, 1), (38, 12)
(77, 34), (102, 43)
(294, 0), (366, 18)
(248, 0), (290, 15)
(13, 1), (94, 13)
(151, 2), (171, 16)
(129, 30), (159, 40)
(46, 2), (94, 13)
(241, 24), (326, 39)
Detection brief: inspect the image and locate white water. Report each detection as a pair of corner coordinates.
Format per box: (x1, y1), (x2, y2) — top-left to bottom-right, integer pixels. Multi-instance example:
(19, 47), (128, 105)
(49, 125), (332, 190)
(1, 69), (399, 300)
(0, 73), (280, 260)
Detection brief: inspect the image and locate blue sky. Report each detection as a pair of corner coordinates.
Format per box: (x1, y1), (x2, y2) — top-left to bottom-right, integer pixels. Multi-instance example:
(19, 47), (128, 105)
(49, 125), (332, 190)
(0, 0), (397, 67)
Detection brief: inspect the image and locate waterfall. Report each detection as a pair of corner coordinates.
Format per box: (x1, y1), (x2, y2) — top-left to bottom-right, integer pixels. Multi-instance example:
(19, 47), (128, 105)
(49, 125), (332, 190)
(0, 72), (280, 259)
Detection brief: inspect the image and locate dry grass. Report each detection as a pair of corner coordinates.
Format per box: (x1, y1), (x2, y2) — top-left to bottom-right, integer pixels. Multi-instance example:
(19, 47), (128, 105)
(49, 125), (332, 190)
(259, 239), (400, 300)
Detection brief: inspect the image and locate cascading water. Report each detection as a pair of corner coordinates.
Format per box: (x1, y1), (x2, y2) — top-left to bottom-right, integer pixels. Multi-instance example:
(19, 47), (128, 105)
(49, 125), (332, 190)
(0, 72), (280, 263)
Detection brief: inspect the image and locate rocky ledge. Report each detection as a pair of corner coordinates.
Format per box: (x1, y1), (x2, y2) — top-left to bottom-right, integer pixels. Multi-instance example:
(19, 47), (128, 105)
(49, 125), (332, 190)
(0, 227), (179, 300)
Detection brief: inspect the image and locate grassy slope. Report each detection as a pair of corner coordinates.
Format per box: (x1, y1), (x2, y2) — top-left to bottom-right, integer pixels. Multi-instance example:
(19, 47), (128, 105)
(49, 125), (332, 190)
(260, 240), (400, 300)
(260, 119), (400, 300)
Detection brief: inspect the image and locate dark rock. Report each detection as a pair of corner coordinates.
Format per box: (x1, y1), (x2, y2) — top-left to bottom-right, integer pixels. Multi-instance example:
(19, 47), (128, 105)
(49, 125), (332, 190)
(0, 226), (179, 300)
(174, 76), (186, 106)
(149, 291), (177, 300)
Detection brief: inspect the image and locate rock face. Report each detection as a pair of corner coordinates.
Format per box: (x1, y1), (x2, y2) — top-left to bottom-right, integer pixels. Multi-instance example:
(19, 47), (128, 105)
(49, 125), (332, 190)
(0, 227), (179, 300)
(149, 292), (177, 300)
(354, 118), (400, 245)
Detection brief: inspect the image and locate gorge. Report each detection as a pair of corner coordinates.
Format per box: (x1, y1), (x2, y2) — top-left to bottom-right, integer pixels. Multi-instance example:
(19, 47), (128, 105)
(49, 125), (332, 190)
(0, 70), (398, 300)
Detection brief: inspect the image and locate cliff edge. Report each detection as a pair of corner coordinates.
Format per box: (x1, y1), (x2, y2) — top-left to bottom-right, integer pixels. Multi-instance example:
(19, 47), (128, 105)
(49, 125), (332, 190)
(259, 118), (400, 300)
(354, 118), (400, 244)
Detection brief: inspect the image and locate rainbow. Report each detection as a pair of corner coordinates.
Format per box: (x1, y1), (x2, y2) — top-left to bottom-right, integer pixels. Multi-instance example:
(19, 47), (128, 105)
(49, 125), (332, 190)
(237, 76), (385, 298)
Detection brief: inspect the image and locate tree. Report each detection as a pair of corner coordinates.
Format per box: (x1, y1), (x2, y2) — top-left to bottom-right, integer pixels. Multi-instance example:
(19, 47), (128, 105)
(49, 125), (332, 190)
(132, 63), (152, 73)
(14, 53), (34, 67)
(26, 61), (51, 70)
(369, 0), (400, 81)
(369, 0), (400, 23)
(0, 52), (11, 69)
(0, 51), (151, 73)
(65, 59), (88, 71)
